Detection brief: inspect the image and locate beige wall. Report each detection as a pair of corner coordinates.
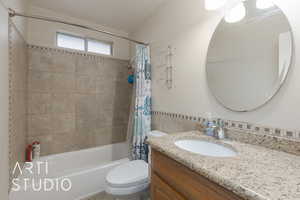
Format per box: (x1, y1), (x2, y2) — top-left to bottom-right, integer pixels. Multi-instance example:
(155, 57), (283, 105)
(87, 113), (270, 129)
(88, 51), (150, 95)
(27, 6), (130, 60)
(8, 20), (28, 184)
(27, 46), (131, 156)
(0, 0), (27, 199)
(133, 0), (300, 131)
(5, 0), (28, 37)
(0, 5), (10, 200)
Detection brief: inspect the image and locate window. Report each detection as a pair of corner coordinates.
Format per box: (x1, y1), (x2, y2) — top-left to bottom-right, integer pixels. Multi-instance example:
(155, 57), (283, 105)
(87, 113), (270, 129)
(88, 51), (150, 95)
(87, 39), (112, 55)
(56, 32), (113, 56)
(57, 33), (85, 51)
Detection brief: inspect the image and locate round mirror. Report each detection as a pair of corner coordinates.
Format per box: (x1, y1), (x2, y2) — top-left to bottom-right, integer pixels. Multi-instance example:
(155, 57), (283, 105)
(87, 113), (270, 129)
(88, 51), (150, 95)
(206, 0), (293, 112)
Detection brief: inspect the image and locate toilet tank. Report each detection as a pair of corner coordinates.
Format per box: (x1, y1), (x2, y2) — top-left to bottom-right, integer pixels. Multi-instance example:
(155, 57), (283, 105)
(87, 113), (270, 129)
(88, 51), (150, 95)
(147, 130), (167, 138)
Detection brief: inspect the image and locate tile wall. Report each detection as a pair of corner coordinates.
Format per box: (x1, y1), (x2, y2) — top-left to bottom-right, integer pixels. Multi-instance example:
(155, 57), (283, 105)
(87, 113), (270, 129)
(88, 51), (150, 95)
(27, 45), (132, 156)
(8, 21), (28, 181)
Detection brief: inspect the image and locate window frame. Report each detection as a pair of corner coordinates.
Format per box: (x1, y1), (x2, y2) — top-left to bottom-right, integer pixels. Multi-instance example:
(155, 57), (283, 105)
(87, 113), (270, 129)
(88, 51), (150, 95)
(56, 32), (113, 56)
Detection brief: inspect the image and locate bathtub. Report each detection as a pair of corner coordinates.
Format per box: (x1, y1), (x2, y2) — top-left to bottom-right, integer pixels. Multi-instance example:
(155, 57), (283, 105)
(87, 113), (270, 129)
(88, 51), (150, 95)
(9, 142), (130, 200)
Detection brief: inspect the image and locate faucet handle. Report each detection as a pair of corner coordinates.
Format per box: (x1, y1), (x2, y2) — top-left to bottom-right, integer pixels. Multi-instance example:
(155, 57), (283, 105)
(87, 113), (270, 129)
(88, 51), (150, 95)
(213, 127), (220, 139)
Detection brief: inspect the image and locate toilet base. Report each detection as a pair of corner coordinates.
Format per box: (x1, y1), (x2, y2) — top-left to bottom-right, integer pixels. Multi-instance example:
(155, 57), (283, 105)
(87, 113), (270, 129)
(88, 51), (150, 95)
(114, 197), (148, 200)
(108, 188), (149, 200)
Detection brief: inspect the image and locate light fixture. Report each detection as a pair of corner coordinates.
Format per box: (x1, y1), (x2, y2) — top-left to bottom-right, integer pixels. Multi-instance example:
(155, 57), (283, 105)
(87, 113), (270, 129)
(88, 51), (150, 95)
(256, 0), (275, 10)
(205, 0), (227, 10)
(225, 1), (246, 23)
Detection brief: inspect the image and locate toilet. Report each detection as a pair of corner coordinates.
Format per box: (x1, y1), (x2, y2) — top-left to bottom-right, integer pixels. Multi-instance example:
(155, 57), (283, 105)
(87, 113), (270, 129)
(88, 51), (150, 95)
(105, 130), (167, 200)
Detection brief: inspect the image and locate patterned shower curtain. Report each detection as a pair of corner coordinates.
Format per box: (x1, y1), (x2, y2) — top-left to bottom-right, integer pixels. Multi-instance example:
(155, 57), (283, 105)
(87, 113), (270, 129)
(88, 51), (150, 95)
(132, 44), (152, 161)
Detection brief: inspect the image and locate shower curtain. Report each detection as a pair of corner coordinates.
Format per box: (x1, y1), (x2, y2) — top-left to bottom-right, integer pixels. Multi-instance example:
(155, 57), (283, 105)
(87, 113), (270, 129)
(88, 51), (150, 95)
(128, 44), (152, 161)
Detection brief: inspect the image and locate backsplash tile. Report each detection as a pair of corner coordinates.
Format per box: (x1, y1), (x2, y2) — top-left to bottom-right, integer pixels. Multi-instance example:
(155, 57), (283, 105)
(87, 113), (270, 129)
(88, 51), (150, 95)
(284, 130), (296, 138)
(274, 128), (282, 137)
(152, 111), (300, 155)
(151, 111), (300, 141)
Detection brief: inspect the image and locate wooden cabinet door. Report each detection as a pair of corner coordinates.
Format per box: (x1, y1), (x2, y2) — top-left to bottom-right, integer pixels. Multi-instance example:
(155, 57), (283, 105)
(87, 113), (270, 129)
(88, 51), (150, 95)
(151, 173), (187, 200)
(151, 150), (243, 200)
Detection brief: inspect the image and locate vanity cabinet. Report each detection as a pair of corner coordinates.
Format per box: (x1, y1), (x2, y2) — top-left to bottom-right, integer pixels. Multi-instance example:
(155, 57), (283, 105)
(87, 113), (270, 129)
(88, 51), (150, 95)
(151, 173), (186, 200)
(151, 149), (243, 200)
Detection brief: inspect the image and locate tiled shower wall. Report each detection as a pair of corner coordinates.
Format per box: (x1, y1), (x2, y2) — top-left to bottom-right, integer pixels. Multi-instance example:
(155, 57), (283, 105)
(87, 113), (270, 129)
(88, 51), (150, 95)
(9, 21), (28, 180)
(27, 46), (131, 156)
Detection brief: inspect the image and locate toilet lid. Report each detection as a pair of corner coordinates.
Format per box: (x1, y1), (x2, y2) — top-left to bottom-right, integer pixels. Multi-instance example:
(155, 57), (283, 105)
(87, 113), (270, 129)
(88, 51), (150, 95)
(106, 160), (149, 188)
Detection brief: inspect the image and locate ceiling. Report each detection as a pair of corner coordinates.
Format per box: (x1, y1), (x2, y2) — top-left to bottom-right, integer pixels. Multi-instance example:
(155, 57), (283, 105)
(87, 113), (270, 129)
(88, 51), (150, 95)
(28, 0), (169, 33)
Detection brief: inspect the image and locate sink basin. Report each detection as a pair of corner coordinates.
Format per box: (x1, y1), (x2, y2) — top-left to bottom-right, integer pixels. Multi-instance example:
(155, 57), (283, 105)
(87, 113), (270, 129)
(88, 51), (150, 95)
(174, 139), (237, 157)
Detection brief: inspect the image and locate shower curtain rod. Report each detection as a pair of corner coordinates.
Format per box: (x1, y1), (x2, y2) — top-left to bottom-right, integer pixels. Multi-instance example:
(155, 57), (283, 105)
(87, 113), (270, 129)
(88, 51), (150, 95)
(8, 8), (149, 46)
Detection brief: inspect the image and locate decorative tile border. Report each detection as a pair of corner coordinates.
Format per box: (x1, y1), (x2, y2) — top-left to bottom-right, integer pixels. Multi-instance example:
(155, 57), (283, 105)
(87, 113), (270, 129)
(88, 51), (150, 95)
(27, 44), (129, 61)
(151, 111), (300, 140)
(8, 20), (28, 191)
(8, 20), (14, 192)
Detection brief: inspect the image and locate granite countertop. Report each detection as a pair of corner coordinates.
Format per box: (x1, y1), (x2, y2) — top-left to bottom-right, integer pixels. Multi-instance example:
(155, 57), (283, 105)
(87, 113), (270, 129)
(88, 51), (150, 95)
(148, 131), (300, 200)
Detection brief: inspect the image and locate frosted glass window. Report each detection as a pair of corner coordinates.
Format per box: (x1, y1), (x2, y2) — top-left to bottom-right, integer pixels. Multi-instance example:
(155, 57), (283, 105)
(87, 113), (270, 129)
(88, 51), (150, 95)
(87, 39), (112, 55)
(57, 33), (85, 51)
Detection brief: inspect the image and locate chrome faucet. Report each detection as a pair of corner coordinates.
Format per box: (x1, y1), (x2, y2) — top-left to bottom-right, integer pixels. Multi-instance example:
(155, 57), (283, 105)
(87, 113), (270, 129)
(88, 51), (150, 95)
(206, 119), (225, 140)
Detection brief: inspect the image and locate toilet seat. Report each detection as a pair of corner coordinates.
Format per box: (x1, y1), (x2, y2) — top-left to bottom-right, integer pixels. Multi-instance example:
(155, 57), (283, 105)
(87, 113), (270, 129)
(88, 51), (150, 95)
(105, 131), (167, 198)
(106, 160), (149, 188)
(105, 160), (149, 196)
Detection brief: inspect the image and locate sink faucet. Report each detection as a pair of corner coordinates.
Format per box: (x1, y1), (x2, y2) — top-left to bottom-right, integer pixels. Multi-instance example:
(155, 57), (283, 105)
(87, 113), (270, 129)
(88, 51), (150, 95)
(205, 119), (225, 140)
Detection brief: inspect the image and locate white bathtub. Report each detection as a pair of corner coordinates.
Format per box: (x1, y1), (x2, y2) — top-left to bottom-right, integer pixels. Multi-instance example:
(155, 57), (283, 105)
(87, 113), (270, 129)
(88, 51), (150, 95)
(9, 142), (130, 200)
